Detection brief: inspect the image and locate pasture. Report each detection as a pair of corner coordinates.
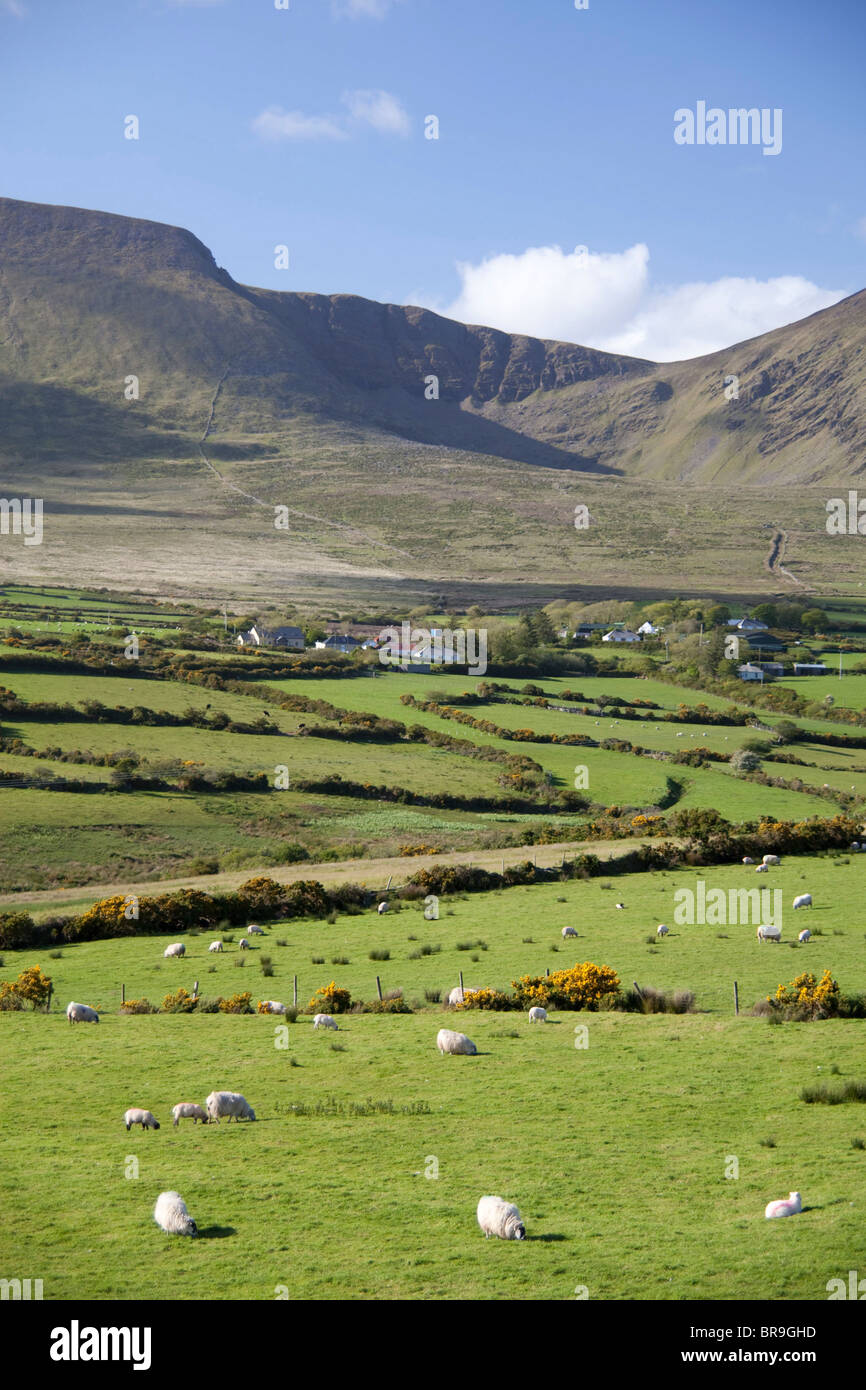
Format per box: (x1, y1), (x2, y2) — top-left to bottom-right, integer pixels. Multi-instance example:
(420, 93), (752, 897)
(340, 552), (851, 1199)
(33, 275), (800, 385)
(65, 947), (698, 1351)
(2, 851), (865, 1300)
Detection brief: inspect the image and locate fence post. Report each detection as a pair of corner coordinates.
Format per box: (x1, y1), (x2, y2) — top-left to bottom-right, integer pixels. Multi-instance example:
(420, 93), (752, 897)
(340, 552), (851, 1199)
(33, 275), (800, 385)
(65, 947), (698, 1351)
(376, 976), (383, 1001)
(46, 983), (53, 1014)
(545, 967), (550, 977)
(192, 979), (199, 999)
(293, 975), (298, 1008)
(632, 980), (644, 999)
(733, 980), (739, 1016)
(121, 983), (125, 1005)
(458, 969), (464, 1000)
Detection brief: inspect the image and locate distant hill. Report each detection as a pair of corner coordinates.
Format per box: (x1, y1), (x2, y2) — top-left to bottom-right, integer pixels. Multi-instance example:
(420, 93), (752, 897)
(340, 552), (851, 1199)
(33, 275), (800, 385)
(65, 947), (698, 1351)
(0, 196), (863, 604)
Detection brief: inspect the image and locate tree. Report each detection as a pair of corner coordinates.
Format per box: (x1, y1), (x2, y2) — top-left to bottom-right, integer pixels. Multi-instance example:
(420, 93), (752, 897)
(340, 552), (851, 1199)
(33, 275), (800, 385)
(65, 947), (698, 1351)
(801, 608), (828, 634)
(730, 748), (761, 774)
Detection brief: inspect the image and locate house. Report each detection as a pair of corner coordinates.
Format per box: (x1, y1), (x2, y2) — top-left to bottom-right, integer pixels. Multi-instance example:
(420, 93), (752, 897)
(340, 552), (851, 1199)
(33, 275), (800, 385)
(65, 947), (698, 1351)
(756, 662), (785, 677)
(743, 632), (786, 654)
(637, 621), (661, 636)
(573, 623), (605, 639)
(727, 617), (769, 633)
(237, 624), (305, 650)
(324, 622), (388, 649)
(793, 662), (828, 675)
(601, 628), (641, 644)
(315, 633), (362, 653)
(737, 663), (765, 681)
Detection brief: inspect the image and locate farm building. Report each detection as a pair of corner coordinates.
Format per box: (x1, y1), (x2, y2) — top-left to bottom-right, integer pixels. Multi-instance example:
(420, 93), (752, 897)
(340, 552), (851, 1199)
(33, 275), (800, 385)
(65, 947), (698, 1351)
(315, 634), (362, 653)
(737, 663), (765, 681)
(237, 624), (305, 650)
(601, 628), (641, 643)
(793, 662), (829, 675)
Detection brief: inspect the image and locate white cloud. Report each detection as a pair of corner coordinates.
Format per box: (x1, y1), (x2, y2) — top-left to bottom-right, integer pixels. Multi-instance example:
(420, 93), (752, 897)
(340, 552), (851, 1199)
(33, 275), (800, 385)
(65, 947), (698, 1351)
(252, 89), (410, 143)
(334, 0), (400, 17)
(433, 242), (845, 362)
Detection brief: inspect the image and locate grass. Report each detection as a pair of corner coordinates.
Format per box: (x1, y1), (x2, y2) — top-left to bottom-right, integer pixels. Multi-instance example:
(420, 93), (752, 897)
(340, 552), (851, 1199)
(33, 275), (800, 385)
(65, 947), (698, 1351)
(800, 1081), (866, 1105)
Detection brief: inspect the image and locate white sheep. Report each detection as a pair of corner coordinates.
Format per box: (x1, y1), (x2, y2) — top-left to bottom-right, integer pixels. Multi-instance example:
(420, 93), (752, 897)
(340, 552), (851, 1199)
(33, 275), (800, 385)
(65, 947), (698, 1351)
(764, 1191), (801, 1219)
(124, 1108), (160, 1131)
(757, 924), (782, 942)
(247, 923), (264, 935)
(527, 1006), (547, 1023)
(476, 1195), (525, 1240)
(798, 928), (811, 943)
(377, 901), (388, 915)
(154, 1190), (197, 1237)
(164, 943), (185, 958)
(792, 894), (812, 909)
(756, 864), (769, 874)
(238, 938), (250, 950)
(66, 1001), (99, 1024)
(561, 926), (578, 939)
(313, 1013), (338, 1030)
(205, 1090), (256, 1124)
(656, 924), (669, 937)
(260, 1000), (286, 1014)
(446, 985), (482, 1006)
(742, 857), (755, 865)
(172, 1103), (209, 1127)
(208, 941), (223, 953)
(437, 1028), (477, 1056)
(615, 903), (625, 909)
(762, 854), (781, 866)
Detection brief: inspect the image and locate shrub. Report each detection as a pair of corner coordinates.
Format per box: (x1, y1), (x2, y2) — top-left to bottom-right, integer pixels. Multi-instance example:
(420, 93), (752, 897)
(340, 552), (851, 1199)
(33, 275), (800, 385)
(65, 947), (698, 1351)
(369, 948), (390, 961)
(261, 964), (275, 977)
(424, 988), (441, 1003)
(512, 961), (621, 1011)
(617, 986), (696, 1015)
(364, 996), (413, 1014)
(219, 991), (253, 1014)
(0, 984), (24, 1011)
(312, 955), (325, 965)
(800, 1080), (866, 1105)
(331, 955), (350, 965)
(309, 981), (352, 1014)
(769, 969), (842, 1020)
(119, 998), (159, 1014)
(162, 987), (197, 1014)
(194, 996), (223, 1014)
(0, 911), (39, 950)
(456, 988), (519, 1012)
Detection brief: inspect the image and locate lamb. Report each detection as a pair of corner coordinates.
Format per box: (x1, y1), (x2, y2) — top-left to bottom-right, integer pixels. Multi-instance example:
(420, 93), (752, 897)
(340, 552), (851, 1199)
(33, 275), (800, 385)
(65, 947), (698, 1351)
(476, 1195), (525, 1240)
(238, 938), (250, 950)
(124, 1108), (160, 1131)
(656, 924), (669, 937)
(163, 943), (185, 958)
(764, 1191), (802, 1219)
(792, 894), (812, 909)
(561, 926), (578, 939)
(172, 1103), (209, 1127)
(527, 1006), (547, 1023)
(260, 1000), (286, 1014)
(313, 1013), (338, 1030)
(247, 923), (264, 935)
(798, 928), (811, 943)
(742, 857), (755, 865)
(757, 924), (782, 942)
(153, 1190), (197, 1237)
(208, 941), (223, 953)
(205, 1090), (256, 1124)
(377, 901), (388, 915)
(66, 1001), (99, 1024)
(755, 864), (768, 874)
(437, 1028), (477, 1056)
(762, 854), (781, 866)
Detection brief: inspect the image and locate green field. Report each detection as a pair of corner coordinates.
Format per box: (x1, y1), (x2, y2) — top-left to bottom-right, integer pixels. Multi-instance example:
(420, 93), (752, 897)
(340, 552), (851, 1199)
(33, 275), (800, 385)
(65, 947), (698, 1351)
(2, 852), (865, 1300)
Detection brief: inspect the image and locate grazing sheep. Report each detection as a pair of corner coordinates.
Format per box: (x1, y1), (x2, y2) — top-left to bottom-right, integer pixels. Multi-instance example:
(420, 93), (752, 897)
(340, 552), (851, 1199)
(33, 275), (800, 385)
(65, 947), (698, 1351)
(247, 923), (264, 935)
(238, 938), (250, 950)
(764, 1191), (802, 1220)
(437, 1028), (477, 1056)
(124, 1108), (160, 1131)
(528, 1006), (547, 1023)
(798, 928), (811, 943)
(205, 1090), (256, 1124)
(164, 943), (185, 958)
(755, 864), (769, 874)
(757, 924), (782, 942)
(377, 901), (388, 915)
(208, 941), (223, 953)
(313, 1013), (338, 1030)
(172, 1103), (208, 1127)
(615, 903), (625, 910)
(154, 1190), (197, 1237)
(446, 985), (482, 1006)
(66, 1001), (99, 1024)
(762, 854), (781, 866)
(476, 1195), (525, 1240)
(561, 926), (578, 939)
(792, 894), (812, 909)
(260, 1000), (286, 1014)
(742, 857), (755, 865)
(656, 924), (669, 937)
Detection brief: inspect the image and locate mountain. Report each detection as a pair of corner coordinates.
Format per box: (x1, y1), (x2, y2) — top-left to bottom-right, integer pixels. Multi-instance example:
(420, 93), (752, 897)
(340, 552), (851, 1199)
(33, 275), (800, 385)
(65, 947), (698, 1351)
(0, 195), (863, 604)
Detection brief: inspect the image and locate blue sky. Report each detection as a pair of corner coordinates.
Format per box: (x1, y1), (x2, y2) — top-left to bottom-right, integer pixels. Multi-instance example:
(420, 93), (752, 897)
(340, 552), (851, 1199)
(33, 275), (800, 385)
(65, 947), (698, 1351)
(1, 0), (864, 359)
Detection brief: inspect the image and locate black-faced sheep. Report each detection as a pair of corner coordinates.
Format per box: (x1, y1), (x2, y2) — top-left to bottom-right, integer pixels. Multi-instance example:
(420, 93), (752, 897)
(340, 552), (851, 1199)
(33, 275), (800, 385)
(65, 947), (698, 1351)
(477, 1195), (525, 1239)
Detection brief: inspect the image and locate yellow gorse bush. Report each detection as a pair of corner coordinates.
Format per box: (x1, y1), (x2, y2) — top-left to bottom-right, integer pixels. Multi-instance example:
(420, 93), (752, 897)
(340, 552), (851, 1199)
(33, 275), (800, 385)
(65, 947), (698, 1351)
(512, 961), (621, 1011)
(308, 980), (352, 1014)
(771, 969), (841, 1018)
(219, 992), (253, 1014)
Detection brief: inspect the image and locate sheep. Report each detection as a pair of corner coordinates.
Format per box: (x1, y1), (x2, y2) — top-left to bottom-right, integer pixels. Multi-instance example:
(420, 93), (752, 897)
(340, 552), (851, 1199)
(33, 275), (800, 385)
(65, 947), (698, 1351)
(798, 928), (811, 943)
(247, 923), (264, 935)
(377, 901), (388, 915)
(66, 1001), (99, 1024)
(446, 985), (483, 1006)
(208, 940), (223, 953)
(313, 1013), (338, 1030)
(164, 943), (185, 958)
(764, 1191), (802, 1220)
(172, 1103), (209, 1127)
(656, 924), (669, 937)
(205, 1090), (256, 1124)
(792, 894), (812, 910)
(154, 1190), (197, 1237)
(476, 1195), (525, 1240)
(238, 938), (250, 950)
(742, 857), (754, 865)
(260, 1000), (286, 1015)
(615, 903), (625, 910)
(561, 926), (578, 939)
(755, 864), (768, 874)
(437, 1028), (477, 1056)
(757, 924), (781, 942)
(762, 854), (780, 866)
(124, 1108), (160, 1131)
(528, 1006), (547, 1023)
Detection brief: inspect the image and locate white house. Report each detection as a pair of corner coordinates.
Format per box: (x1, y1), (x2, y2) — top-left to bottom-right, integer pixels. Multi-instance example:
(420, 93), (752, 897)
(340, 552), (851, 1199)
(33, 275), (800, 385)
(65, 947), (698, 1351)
(314, 633), (362, 653)
(637, 621), (660, 636)
(601, 628), (641, 644)
(737, 663), (765, 681)
(237, 624), (305, 650)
